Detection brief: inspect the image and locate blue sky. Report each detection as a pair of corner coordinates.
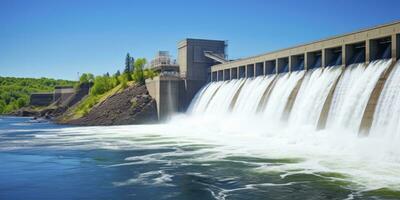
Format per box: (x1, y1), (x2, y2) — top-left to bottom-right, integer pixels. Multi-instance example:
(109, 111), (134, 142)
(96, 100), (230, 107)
(1, 0), (400, 80)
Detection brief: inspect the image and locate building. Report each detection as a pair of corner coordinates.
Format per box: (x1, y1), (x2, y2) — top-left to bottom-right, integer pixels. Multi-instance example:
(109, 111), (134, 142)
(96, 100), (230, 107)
(148, 51), (179, 75)
(146, 39), (227, 120)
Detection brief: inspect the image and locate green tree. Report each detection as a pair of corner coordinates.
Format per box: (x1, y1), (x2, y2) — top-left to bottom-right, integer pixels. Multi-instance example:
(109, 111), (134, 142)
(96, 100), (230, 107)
(90, 75), (114, 96)
(16, 98), (27, 108)
(124, 53), (134, 73)
(0, 100), (6, 113)
(115, 70), (121, 77)
(144, 68), (157, 79)
(132, 58), (146, 85)
(79, 73), (94, 84)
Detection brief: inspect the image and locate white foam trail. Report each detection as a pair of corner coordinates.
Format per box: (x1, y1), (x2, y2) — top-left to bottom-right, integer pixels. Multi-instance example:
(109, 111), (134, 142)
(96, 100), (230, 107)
(289, 66), (342, 128)
(371, 60), (400, 138)
(327, 60), (391, 132)
(232, 75), (275, 115)
(262, 71), (305, 121)
(205, 79), (245, 115)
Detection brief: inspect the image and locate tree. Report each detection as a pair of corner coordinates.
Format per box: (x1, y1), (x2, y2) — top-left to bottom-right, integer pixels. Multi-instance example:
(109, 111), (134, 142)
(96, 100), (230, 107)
(90, 75), (114, 96)
(124, 53), (134, 73)
(79, 73), (94, 84)
(132, 58), (146, 85)
(115, 70), (121, 77)
(0, 100), (6, 113)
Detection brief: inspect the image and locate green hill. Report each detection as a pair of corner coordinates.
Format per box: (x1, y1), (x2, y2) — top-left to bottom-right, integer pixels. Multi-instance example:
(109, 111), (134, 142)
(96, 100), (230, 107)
(0, 77), (76, 114)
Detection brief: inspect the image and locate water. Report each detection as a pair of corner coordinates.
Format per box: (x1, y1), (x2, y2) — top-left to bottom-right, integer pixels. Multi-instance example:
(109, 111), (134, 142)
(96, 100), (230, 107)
(204, 79), (245, 115)
(327, 60), (391, 132)
(232, 75), (275, 115)
(371, 60), (400, 138)
(2, 116), (400, 200)
(289, 66), (342, 128)
(262, 71), (304, 121)
(188, 81), (224, 114)
(2, 59), (400, 199)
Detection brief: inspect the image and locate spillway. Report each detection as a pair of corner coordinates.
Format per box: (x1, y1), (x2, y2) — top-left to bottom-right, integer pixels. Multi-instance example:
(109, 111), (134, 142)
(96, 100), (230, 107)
(288, 66), (342, 128)
(189, 59), (394, 134)
(232, 75), (275, 115)
(188, 81), (224, 114)
(262, 71), (304, 121)
(204, 79), (245, 115)
(370, 60), (400, 138)
(326, 60), (391, 132)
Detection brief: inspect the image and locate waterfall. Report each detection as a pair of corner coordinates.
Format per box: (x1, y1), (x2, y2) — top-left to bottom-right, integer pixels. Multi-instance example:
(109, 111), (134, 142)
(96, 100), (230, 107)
(188, 81), (224, 114)
(326, 60), (392, 132)
(188, 59), (393, 134)
(370, 60), (400, 138)
(288, 66), (342, 128)
(232, 75), (275, 115)
(262, 71), (305, 120)
(205, 79), (245, 115)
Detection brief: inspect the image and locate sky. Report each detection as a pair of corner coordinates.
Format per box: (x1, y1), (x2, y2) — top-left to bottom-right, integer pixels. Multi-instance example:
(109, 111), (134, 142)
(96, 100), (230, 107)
(1, 0), (400, 80)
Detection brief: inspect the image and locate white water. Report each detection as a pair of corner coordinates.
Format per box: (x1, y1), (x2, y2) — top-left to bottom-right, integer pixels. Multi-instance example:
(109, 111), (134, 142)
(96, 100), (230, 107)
(188, 81), (224, 114)
(204, 79), (245, 115)
(326, 60), (391, 132)
(5, 59), (400, 193)
(371, 60), (400, 138)
(232, 75), (275, 115)
(262, 71), (305, 121)
(289, 66), (342, 128)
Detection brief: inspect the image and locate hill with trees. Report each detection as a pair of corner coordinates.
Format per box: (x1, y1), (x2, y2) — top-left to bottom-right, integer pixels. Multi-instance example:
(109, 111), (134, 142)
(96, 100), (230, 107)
(0, 77), (76, 114)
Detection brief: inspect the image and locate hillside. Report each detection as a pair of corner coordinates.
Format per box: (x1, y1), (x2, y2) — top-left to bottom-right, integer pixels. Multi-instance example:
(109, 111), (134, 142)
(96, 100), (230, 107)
(57, 83), (157, 125)
(0, 77), (76, 114)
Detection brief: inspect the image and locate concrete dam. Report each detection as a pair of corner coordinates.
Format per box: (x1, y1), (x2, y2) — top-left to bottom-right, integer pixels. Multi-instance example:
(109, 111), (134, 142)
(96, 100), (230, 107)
(186, 21), (400, 136)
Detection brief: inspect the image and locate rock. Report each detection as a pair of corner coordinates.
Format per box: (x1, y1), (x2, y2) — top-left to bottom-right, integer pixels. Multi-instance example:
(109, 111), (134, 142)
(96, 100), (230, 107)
(62, 84), (158, 126)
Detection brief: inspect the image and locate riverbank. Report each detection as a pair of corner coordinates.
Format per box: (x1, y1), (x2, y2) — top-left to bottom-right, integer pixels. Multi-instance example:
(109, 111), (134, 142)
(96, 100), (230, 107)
(12, 84), (158, 126)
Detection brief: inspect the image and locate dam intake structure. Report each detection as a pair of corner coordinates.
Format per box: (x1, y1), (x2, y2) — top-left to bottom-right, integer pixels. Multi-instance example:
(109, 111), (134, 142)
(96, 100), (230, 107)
(189, 59), (398, 135)
(183, 22), (400, 135)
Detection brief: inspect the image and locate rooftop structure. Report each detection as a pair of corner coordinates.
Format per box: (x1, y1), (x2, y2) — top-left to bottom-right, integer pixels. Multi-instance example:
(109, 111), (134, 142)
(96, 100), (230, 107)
(149, 51), (179, 74)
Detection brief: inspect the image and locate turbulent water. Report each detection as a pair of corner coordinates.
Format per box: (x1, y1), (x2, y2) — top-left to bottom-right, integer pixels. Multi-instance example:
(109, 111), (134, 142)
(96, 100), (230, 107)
(232, 76), (275, 115)
(2, 59), (400, 199)
(289, 66), (342, 128)
(262, 71), (304, 121)
(371, 60), (400, 138)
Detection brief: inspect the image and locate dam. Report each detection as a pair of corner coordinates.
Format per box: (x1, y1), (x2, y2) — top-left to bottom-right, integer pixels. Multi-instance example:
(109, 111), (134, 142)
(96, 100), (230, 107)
(185, 21), (400, 136)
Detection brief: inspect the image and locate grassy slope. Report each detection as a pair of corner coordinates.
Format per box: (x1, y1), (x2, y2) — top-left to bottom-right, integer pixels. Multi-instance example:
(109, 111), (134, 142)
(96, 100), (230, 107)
(59, 81), (135, 121)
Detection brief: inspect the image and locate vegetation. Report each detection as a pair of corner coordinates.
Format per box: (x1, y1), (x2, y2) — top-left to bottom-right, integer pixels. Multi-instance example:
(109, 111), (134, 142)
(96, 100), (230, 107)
(69, 54), (157, 117)
(0, 77), (76, 114)
(1, 53), (157, 116)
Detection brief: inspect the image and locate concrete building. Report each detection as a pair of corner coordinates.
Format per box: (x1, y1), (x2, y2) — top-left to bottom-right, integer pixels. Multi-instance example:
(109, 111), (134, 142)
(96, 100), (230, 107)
(210, 21), (400, 79)
(146, 38), (227, 120)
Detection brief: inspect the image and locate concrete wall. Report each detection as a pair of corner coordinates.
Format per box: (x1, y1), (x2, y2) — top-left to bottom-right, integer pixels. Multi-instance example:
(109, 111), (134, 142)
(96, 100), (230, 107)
(30, 93), (54, 106)
(146, 76), (185, 121)
(211, 21), (400, 78)
(54, 86), (75, 105)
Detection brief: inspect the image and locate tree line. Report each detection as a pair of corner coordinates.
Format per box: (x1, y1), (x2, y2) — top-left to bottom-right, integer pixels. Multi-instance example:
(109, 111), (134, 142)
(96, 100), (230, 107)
(78, 53), (157, 97)
(0, 53), (157, 115)
(0, 77), (76, 114)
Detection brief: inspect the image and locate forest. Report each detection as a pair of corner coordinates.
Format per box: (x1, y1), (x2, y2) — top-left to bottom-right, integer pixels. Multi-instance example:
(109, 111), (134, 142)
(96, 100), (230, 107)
(0, 77), (76, 114)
